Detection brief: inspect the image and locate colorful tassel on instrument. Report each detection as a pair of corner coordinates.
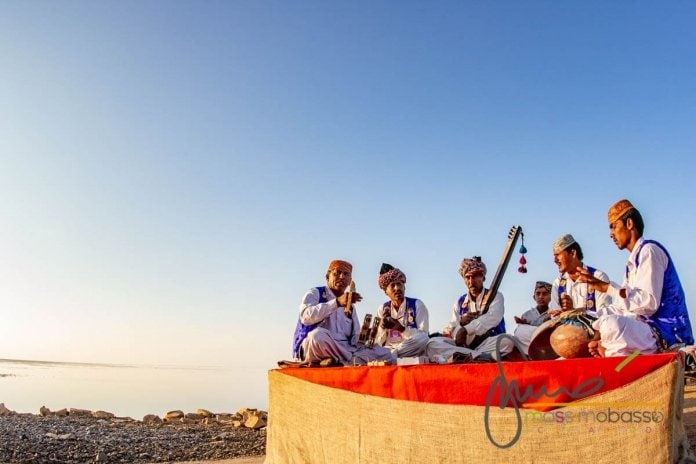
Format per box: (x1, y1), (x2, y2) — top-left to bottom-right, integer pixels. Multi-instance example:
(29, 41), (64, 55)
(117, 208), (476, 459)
(518, 233), (528, 273)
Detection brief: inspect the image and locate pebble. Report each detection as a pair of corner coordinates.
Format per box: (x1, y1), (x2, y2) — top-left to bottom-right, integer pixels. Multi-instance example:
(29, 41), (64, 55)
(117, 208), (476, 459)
(0, 413), (266, 463)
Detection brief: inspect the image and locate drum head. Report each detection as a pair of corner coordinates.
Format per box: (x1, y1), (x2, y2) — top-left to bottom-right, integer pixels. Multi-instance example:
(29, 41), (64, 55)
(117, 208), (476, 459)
(528, 319), (560, 360)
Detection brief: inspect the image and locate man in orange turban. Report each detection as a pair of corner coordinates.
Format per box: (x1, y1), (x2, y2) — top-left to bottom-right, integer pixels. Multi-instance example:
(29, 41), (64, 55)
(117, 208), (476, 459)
(291, 260), (394, 365)
(576, 200), (693, 357)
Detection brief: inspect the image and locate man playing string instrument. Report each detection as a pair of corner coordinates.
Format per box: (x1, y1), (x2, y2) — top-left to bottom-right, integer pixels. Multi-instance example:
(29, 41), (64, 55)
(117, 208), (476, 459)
(292, 260), (394, 366)
(374, 263), (430, 358)
(426, 257), (515, 363)
(576, 199), (694, 357)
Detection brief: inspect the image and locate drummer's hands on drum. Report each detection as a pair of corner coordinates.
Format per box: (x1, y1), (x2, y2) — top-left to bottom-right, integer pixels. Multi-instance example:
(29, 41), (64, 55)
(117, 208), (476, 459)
(575, 266), (609, 293)
(559, 293), (573, 311)
(548, 309), (562, 318)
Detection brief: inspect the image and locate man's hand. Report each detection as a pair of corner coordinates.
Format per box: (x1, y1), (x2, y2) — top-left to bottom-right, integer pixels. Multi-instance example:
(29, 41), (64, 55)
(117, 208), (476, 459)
(336, 292), (362, 307)
(381, 316), (405, 332)
(459, 312), (477, 326)
(559, 293), (573, 311)
(455, 327), (468, 347)
(574, 267), (609, 293)
(514, 316), (529, 324)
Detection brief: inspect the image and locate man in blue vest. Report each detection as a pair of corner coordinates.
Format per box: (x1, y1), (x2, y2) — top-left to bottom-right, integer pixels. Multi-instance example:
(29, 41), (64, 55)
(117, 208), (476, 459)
(577, 199), (694, 357)
(374, 263), (430, 358)
(292, 259), (394, 365)
(550, 234), (611, 315)
(426, 256), (515, 363)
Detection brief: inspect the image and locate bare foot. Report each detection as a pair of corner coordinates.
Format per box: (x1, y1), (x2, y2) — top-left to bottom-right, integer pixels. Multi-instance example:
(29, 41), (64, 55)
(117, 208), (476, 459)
(588, 340), (606, 358)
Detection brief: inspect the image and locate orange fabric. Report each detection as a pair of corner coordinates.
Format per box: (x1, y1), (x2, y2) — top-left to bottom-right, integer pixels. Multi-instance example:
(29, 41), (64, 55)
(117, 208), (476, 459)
(276, 353), (679, 412)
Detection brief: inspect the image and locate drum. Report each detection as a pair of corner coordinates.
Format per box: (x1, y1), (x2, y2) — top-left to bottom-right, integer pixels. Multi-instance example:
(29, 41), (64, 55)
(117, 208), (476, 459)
(528, 309), (597, 360)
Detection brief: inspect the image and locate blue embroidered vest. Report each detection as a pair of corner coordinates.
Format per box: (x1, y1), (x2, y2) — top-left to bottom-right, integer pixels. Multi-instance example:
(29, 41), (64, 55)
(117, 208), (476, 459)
(558, 266), (597, 312)
(457, 290), (506, 336)
(292, 286), (329, 359)
(632, 240), (694, 347)
(381, 297), (418, 329)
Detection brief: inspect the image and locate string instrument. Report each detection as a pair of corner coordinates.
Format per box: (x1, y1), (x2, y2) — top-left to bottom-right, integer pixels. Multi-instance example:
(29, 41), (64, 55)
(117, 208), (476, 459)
(465, 225), (523, 348)
(343, 281), (356, 317)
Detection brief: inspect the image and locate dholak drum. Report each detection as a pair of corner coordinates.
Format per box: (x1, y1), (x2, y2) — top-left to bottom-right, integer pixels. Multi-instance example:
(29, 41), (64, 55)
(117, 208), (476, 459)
(528, 309), (597, 360)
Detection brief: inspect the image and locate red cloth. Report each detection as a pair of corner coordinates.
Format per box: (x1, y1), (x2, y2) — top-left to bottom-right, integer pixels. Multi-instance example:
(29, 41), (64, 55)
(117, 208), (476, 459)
(276, 353), (679, 412)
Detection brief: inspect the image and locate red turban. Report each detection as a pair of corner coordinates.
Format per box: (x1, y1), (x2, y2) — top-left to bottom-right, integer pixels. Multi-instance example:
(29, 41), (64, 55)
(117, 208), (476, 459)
(378, 263), (406, 290)
(459, 256), (487, 277)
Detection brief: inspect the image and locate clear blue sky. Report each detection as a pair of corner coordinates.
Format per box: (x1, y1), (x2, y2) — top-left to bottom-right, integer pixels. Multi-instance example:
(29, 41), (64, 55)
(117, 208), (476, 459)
(1, 1), (695, 375)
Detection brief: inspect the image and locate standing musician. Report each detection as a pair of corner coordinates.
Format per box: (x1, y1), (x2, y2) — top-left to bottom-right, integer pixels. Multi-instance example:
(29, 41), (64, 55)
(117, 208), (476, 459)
(292, 260), (394, 365)
(550, 234), (612, 315)
(576, 199), (694, 357)
(426, 257), (515, 363)
(374, 263), (430, 358)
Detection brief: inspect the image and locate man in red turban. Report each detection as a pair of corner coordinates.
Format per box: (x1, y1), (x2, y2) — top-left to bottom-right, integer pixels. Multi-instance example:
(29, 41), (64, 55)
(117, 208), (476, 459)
(426, 256), (514, 363)
(374, 263), (430, 359)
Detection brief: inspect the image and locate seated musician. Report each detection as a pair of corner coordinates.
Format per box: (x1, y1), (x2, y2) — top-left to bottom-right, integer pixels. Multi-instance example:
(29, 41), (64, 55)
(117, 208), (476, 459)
(426, 257), (515, 363)
(550, 234), (611, 315)
(292, 260), (394, 366)
(374, 263), (430, 358)
(513, 281), (553, 355)
(576, 199), (694, 357)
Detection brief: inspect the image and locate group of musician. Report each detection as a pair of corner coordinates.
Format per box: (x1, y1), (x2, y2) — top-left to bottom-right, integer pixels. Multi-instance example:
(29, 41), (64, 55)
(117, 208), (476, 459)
(291, 199), (695, 366)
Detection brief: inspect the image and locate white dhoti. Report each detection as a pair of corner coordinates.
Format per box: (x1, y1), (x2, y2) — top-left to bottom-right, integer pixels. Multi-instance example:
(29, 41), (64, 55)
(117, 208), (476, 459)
(513, 324), (538, 356)
(301, 327), (355, 364)
(592, 314), (658, 357)
(425, 334), (515, 362)
(389, 331), (430, 358)
(302, 327), (395, 365)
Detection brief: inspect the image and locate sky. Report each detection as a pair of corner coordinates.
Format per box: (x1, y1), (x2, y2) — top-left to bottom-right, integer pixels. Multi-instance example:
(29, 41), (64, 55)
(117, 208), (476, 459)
(1, 1), (695, 377)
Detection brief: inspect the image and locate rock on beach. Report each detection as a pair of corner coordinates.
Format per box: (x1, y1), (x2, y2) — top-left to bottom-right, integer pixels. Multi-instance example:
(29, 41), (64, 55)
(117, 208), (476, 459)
(0, 405), (266, 463)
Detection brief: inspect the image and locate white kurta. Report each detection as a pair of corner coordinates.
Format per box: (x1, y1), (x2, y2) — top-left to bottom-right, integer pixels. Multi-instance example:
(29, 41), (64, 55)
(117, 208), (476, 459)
(551, 265), (612, 313)
(426, 290), (514, 361)
(375, 298), (430, 357)
(593, 238), (667, 356)
(513, 306), (550, 355)
(299, 287), (394, 364)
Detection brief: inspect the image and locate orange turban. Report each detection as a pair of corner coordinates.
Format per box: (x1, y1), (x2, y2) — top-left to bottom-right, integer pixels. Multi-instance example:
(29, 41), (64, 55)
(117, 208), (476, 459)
(328, 260), (352, 274)
(608, 199), (635, 224)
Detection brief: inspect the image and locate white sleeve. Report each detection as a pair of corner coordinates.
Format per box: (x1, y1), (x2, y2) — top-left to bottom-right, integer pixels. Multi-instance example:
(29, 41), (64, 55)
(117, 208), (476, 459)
(620, 244), (667, 316)
(299, 288), (338, 325)
(465, 293), (504, 336)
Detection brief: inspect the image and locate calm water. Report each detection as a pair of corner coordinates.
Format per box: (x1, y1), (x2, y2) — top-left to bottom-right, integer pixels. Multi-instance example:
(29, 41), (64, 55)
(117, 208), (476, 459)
(0, 359), (269, 419)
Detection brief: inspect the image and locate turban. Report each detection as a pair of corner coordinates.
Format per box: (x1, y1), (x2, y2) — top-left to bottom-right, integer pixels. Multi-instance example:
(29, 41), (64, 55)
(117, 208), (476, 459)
(327, 260), (352, 275)
(535, 281), (552, 293)
(378, 263), (406, 290)
(552, 234), (576, 254)
(608, 199), (635, 224)
(459, 256), (487, 277)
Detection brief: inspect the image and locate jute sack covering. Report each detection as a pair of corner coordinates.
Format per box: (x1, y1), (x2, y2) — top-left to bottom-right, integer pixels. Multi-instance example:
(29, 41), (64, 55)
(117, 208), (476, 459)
(265, 359), (690, 464)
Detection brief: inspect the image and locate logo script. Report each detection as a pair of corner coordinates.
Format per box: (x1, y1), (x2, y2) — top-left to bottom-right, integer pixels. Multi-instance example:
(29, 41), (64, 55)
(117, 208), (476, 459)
(483, 335), (605, 448)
